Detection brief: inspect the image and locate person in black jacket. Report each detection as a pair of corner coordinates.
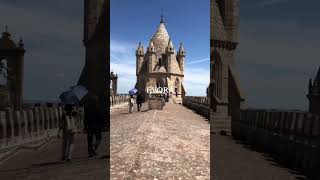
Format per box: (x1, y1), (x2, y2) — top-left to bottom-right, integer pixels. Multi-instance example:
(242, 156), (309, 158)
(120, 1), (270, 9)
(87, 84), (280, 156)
(84, 96), (103, 158)
(136, 92), (144, 111)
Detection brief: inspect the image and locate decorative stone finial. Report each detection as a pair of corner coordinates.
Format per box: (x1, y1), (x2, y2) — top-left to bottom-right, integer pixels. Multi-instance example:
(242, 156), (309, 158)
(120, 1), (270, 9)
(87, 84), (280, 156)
(160, 8), (164, 23)
(179, 42), (185, 53)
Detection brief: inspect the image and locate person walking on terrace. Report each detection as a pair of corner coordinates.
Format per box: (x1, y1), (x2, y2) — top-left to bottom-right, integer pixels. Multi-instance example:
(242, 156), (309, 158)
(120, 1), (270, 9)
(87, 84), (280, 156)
(136, 92), (144, 111)
(84, 96), (104, 158)
(128, 95), (134, 113)
(58, 104), (77, 162)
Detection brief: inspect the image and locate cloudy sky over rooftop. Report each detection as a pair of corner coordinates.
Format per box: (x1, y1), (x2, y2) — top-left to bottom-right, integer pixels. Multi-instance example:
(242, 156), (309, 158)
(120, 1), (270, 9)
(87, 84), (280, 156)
(0, 0), (84, 101)
(237, 0), (320, 110)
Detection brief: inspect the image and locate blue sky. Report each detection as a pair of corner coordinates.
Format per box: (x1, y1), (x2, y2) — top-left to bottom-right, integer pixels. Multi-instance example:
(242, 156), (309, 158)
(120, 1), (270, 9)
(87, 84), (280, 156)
(236, 0), (320, 110)
(110, 0), (210, 96)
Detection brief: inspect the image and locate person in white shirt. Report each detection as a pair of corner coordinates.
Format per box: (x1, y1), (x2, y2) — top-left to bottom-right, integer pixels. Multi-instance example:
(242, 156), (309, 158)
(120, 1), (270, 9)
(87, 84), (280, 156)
(58, 104), (77, 161)
(128, 95), (134, 113)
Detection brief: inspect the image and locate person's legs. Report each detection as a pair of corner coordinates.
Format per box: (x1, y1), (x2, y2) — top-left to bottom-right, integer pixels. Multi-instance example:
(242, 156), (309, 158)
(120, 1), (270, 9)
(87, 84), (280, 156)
(67, 132), (75, 160)
(62, 130), (68, 160)
(94, 130), (102, 152)
(87, 130), (94, 157)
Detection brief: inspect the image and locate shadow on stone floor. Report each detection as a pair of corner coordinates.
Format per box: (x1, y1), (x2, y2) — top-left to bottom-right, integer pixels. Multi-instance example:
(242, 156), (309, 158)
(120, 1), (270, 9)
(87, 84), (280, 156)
(232, 137), (316, 180)
(183, 107), (210, 122)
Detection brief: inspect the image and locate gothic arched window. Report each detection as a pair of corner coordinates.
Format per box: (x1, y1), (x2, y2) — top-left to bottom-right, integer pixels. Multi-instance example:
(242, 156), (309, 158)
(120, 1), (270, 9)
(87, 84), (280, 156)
(0, 59), (8, 87)
(212, 50), (222, 98)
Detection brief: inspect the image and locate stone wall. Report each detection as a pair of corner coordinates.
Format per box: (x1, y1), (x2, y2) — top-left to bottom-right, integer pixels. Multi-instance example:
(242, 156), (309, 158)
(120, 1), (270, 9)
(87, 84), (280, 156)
(182, 96), (210, 119)
(0, 105), (84, 151)
(232, 109), (320, 177)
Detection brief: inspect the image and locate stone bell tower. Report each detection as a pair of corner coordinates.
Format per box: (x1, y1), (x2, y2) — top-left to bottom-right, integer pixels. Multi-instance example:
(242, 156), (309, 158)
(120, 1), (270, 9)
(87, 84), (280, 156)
(135, 15), (186, 103)
(0, 27), (25, 109)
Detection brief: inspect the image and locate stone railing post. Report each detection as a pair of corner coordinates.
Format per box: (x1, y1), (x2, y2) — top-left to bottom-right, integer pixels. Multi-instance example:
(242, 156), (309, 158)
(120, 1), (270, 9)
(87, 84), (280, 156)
(0, 111), (6, 148)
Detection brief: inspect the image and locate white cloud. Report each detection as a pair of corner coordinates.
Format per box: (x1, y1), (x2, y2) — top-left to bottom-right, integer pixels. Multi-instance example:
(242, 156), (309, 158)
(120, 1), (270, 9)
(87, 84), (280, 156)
(187, 57), (210, 65)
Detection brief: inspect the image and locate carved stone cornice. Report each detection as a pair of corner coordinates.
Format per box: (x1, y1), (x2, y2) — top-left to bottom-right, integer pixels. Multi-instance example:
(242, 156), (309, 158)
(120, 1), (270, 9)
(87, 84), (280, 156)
(211, 39), (238, 50)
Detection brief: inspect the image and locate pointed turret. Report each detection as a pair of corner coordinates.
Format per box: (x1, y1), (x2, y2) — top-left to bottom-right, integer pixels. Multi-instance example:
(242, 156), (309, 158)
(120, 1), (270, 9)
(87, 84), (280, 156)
(147, 40), (155, 52)
(177, 42), (186, 74)
(136, 42), (144, 55)
(178, 42), (186, 56)
(309, 78), (313, 94)
(136, 42), (144, 75)
(307, 66), (320, 114)
(147, 39), (156, 73)
(166, 39), (175, 53)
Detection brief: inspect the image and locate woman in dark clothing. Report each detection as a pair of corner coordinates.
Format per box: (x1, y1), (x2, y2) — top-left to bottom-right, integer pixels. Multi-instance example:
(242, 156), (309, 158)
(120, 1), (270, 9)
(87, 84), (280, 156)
(84, 97), (104, 157)
(136, 92), (144, 111)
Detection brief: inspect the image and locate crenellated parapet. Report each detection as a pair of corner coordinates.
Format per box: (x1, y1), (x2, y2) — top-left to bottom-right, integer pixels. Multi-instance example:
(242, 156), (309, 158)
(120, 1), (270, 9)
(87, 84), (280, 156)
(110, 95), (130, 109)
(182, 96), (210, 119)
(0, 104), (84, 151)
(232, 109), (320, 176)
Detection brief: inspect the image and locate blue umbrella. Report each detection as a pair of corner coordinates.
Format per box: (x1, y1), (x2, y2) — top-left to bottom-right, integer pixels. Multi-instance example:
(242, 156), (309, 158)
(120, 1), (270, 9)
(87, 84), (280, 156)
(59, 90), (79, 104)
(129, 88), (138, 95)
(59, 85), (89, 104)
(70, 85), (88, 100)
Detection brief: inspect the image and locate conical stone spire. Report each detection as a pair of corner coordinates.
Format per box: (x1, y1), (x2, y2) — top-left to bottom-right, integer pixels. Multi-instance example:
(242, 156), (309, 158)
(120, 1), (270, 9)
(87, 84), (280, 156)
(151, 21), (170, 55)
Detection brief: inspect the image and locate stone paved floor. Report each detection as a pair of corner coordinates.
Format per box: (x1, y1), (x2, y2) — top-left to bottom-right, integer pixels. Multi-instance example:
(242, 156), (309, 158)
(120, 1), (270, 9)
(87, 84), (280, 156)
(0, 132), (108, 180)
(110, 103), (210, 180)
(212, 134), (309, 180)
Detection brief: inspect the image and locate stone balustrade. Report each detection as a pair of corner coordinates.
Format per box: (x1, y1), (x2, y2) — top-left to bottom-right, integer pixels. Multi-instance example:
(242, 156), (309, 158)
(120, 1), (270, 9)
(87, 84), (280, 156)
(182, 96), (210, 118)
(232, 109), (320, 177)
(0, 105), (84, 151)
(110, 95), (130, 108)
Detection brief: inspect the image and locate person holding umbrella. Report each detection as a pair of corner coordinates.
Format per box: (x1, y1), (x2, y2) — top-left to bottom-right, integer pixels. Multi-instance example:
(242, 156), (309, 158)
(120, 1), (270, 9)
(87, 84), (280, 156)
(128, 88), (137, 113)
(58, 104), (77, 162)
